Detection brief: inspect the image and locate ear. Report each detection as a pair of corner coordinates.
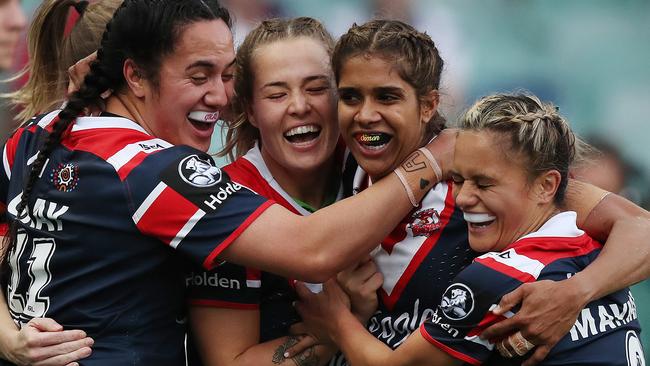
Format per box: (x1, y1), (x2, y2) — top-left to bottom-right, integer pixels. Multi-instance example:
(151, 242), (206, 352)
(123, 59), (147, 98)
(533, 170), (561, 204)
(419, 90), (439, 124)
(246, 104), (258, 128)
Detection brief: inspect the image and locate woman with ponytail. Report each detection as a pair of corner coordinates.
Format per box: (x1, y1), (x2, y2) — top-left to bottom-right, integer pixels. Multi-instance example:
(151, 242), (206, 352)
(4, 0), (122, 125)
(0, 1), (450, 364)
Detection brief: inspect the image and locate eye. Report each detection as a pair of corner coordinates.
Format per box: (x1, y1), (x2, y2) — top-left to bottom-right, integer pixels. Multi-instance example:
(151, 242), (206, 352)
(476, 181), (493, 190)
(191, 75), (208, 84)
(221, 73), (234, 82)
(338, 90), (361, 105)
(377, 92), (400, 103)
(267, 93), (287, 100)
(306, 85), (330, 94)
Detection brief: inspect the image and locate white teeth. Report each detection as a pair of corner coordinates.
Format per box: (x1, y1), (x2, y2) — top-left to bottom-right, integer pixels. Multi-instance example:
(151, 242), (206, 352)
(188, 111), (219, 123)
(463, 212), (496, 224)
(285, 125), (320, 137)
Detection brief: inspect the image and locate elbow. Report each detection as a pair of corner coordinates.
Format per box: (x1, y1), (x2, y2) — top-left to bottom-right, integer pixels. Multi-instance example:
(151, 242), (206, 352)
(294, 249), (341, 283)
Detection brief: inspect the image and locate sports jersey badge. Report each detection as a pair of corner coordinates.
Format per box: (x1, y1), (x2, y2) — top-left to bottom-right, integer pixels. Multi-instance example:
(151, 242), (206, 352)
(50, 163), (79, 192)
(625, 331), (645, 366)
(408, 208), (441, 237)
(178, 155), (222, 187)
(440, 283), (474, 321)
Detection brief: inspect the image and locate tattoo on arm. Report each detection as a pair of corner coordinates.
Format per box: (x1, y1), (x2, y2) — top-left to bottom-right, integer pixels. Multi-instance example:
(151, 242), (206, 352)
(271, 336), (320, 366)
(272, 336), (300, 364)
(401, 151), (426, 172)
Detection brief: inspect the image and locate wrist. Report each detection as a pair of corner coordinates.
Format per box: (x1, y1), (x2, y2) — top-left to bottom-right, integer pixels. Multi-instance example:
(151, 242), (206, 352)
(0, 329), (19, 363)
(331, 308), (362, 344)
(566, 273), (597, 307)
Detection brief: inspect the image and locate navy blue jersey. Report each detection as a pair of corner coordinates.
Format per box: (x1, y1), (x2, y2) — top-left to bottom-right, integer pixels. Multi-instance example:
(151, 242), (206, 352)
(186, 144), (343, 341)
(330, 156), (475, 366)
(421, 212), (644, 365)
(1, 112), (271, 365)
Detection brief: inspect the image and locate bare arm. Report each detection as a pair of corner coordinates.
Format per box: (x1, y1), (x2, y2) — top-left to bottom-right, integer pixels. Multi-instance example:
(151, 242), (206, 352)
(294, 280), (460, 366)
(223, 133), (456, 282)
(190, 306), (333, 366)
(0, 292), (93, 366)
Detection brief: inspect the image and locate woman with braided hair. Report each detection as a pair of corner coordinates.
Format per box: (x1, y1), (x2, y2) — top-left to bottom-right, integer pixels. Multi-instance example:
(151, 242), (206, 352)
(4, 0), (122, 125)
(293, 20), (650, 366)
(297, 92), (645, 365)
(0, 1), (450, 364)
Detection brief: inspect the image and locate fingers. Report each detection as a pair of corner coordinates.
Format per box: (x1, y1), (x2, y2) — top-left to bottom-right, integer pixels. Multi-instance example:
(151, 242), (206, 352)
(27, 318), (64, 332)
(294, 281), (313, 300)
(496, 332), (535, 359)
(33, 346), (92, 366)
(521, 345), (551, 366)
(282, 335), (318, 359)
(492, 285), (525, 315)
(30, 337), (94, 363)
(24, 329), (89, 348)
(480, 315), (518, 341)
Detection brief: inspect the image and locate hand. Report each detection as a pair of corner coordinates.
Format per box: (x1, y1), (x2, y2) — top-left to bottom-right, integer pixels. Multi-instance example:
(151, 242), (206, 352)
(295, 279), (352, 344)
(481, 279), (587, 366)
(67, 52), (96, 96)
(424, 128), (457, 180)
(4, 318), (93, 366)
(282, 323), (322, 359)
(336, 256), (382, 324)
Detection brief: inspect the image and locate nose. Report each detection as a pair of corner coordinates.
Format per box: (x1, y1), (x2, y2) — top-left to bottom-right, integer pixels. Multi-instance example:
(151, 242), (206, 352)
(287, 91), (310, 117)
(204, 77), (228, 109)
(3, 0), (27, 31)
(354, 100), (381, 127)
(454, 182), (478, 211)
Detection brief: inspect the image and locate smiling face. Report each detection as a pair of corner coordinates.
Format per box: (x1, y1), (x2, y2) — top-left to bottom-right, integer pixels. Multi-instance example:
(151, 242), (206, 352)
(247, 37), (338, 174)
(452, 130), (555, 253)
(140, 19), (235, 152)
(337, 54), (434, 180)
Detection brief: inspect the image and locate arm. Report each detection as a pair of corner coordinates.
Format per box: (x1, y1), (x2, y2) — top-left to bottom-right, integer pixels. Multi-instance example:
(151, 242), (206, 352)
(0, 292), (93, 366)
(190, 306), (333, 366)
(294, 280), (460, 366)
(482, 180), (650, 365)
(223, 132), (456, 282)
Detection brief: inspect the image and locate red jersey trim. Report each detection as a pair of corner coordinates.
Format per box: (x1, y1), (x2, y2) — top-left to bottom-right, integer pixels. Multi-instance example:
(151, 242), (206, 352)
(474, 257), (537, 283)
(381, 181), (457, 310)
(419, 324), (481, 365)
(202, 200), (275, 270)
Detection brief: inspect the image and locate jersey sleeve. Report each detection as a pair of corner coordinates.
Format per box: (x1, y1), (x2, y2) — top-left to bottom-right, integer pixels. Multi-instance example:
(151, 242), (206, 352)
(124, 146), (273, 270)
(420, 262), (523, 365)
(186, 263), (262, 309)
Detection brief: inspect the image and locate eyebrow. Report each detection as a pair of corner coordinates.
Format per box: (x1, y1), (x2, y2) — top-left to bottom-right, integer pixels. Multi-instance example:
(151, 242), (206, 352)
(186, 58), (236, 71)
(262, 74), (330, 89)
(375, 86), (405, 94)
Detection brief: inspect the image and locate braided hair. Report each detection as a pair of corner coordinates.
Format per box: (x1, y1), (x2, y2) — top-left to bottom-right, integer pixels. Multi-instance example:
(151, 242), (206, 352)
(1, 0), (232, 276)
(460, 92), (589, 205)
(332, 19), (446, 141)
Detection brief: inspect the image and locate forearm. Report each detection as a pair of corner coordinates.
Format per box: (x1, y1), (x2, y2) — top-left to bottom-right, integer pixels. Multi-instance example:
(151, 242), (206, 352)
(571, 213), (650, 302)
(201, 335), (330, 366)
(0, 292), (19, 363)
(332, 311), (395, 366)
(227, 150), (441, 282)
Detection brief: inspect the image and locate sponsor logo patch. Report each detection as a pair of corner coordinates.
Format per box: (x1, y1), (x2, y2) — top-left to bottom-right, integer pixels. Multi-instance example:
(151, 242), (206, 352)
(178, 154), (222, 187)
(440, 283), (474, 321)
(626, 331), (645, 366)
(50, 163), (79, 192)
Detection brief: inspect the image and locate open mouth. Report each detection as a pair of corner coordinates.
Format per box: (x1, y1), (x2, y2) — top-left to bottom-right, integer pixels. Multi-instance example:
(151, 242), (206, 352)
(188, 111), (219, 131)
(284, 124), (321, 144)
(463, 212), (496, 228)
(354, 132), (392, 150)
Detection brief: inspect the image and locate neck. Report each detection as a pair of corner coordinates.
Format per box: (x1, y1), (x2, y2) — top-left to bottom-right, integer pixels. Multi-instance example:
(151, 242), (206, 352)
(105, 92), (150, 133)
(260, 148), (337, 210)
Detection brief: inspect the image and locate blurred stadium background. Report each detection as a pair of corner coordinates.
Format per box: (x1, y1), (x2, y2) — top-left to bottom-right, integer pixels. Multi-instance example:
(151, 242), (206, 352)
(5, 0), (649, 355)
